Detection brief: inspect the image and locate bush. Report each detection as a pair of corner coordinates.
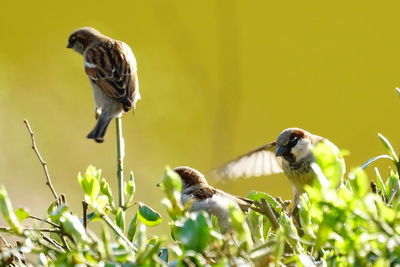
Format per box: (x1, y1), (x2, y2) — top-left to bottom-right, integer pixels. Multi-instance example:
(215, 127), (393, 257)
(1, 97), (400, 266)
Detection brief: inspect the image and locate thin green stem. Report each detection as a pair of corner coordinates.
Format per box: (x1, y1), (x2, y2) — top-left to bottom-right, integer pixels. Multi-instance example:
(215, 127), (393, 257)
(116, 117), (125, 208)
(102, 215), (137, 252)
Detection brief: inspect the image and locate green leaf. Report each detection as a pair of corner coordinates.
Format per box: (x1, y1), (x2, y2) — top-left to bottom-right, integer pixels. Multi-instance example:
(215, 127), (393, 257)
(86, 212), (101, 222)
(100, 178), (114, 208)
(127, 213), (138, 241)
(348, 168), (369, 198)
(361, 154), (393, 169)
(78, 166), (101, 200)
(60, 213), (88, 243)
(378, 133), (399, 163)
(280, 213), (302, 253)
(159, 166), (182, 199)
(174, 212), (211, 252)
(312, 142), (345, 189)
(138, 202), (162, 226)
(15, 208), (30, 222)
(0, 185), (22, 234)
(115, 208), (125, 232)
(229, 203), (252, 245)
(48, 204), (68, 223)
(125, 172), (136, 207)
(246, 191), (282, 211)
(386, 170), (399, 201)
(375, 167), (387, 197)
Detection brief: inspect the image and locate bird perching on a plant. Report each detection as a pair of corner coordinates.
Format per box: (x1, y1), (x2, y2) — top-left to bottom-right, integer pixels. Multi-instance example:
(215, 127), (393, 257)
(67, 27), (140, 143)
(173, 166), (254, 230)
(212, 128), (346, 211)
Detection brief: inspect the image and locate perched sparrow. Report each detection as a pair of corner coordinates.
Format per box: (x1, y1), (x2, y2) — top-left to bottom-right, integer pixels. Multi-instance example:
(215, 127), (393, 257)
(67, 27), (140, 142)
(212, 128), (345, 208)
(173, 166), (253, 229)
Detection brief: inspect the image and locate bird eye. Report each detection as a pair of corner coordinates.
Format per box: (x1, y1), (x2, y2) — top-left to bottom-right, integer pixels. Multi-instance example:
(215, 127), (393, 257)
(290, 136), (298, 145)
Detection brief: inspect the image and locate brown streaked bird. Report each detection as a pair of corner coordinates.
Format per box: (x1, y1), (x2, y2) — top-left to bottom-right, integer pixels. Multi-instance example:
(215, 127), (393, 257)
(173, 166), (253, 229)
(67, 27), (140, 143)
(212, 128), (345, 209)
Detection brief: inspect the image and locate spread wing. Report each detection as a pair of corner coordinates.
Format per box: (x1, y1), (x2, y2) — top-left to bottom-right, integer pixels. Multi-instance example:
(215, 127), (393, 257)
(84, 40), (139, 112)
(211, 142), (283, 180)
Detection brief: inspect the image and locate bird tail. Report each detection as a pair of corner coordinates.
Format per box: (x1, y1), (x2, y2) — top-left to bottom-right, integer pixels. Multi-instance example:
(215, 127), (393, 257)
(87, 114), (113, 143)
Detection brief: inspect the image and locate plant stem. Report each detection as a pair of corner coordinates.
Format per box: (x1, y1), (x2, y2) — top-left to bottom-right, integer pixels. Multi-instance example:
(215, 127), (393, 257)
(102, 215), (137, 251)
(23, 120), (58, 200)
(116, 117), (125, 208)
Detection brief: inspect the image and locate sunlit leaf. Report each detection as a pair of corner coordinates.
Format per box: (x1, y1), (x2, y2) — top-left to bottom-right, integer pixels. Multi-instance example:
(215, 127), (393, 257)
(125, 172), (136, 207)
(174, 212), (211, 252)
(348, 168), (369, 198)
(60, 213), (88, 243)
(78, 166), (101, 200)
(312, 142), (345, 189)
(360, 154), (393, 170)
(375, 167), (387, 197)
(378, 133), (399, 163)
(246, 191), (281, 211)
(48, 204), (68, 222)
(158, 166), (182, 197)
(138, 202), (162, 226)
(229, 203), (252, 245)
(127, 213), (138, 241)
(100, 178), (114, 208)
(15, 208), (30, 223)
(115, 208), (125, 232)
(0, 185), (22, 234)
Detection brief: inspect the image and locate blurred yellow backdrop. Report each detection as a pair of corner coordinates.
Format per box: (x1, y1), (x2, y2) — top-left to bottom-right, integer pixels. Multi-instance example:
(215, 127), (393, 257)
(1, 0), (400, 237)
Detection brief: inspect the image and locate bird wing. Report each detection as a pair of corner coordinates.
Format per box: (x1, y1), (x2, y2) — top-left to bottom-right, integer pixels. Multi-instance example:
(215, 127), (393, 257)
(84, 40), (138, 111)
(211, 142), (283, 180)
(186, 186), (217, 201)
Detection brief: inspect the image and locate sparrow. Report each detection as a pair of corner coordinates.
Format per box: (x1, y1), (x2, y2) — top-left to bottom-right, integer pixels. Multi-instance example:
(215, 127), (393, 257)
(67, 27), (140, 143)
(173, 166), (253, 229)
(212, 128), (345, 209)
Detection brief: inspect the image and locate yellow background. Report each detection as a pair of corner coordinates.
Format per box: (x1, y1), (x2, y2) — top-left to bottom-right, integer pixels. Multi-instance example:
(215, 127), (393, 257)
(1, 1), (399, 236)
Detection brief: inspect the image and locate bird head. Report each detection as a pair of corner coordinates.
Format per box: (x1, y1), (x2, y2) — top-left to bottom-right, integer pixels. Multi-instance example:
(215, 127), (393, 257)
(173, 166), (209, 190)
(275, 128), (312, 163)
(67, 27), (102, 54)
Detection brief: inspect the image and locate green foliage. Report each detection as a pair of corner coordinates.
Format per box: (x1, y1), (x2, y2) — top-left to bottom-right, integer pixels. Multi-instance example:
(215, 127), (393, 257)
(2, 97), (400, 265)
(138, 202), (162, 226)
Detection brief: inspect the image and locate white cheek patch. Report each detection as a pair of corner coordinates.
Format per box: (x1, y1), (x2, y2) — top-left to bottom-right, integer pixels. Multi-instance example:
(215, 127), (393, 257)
(291, 139), (312, 161)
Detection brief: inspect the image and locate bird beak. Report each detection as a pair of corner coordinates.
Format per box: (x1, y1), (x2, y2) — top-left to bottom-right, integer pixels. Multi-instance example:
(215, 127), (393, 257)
(66, 42), (73, 49)
(275, 145), (289, 157)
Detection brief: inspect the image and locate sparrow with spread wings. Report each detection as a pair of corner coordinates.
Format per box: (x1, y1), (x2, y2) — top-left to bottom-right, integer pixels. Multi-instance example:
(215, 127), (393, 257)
(212, 128), (345, 209)
(67, 27), (140, 143)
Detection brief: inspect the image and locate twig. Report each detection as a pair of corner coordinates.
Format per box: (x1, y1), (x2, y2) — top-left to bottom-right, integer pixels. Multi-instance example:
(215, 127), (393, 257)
(102, 215), (137, 252)
(23, 120), (58, 200)
(60, 236), (71, 251)
(82, 201), (88, 230)
(252, 198), (280, 230)
(0, 227), (61, 233)
(0, 234), (11, 248)
(116, 117), (125, 208)
(41, 234), (65, 253)
(28, 215), (60, 229)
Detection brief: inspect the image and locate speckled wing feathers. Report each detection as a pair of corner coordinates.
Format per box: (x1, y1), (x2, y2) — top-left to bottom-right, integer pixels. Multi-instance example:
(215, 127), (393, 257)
(84, 40), (138, 112)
